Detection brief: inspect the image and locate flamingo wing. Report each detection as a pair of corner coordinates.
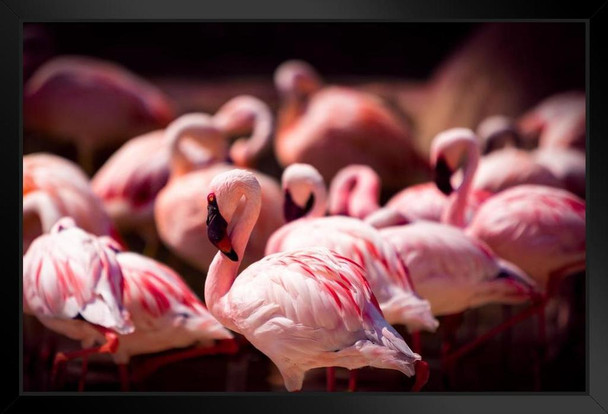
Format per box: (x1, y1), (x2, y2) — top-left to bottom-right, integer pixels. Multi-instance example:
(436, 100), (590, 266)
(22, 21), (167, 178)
(23, 218), (132, 334)
(117, 252), (232, 339)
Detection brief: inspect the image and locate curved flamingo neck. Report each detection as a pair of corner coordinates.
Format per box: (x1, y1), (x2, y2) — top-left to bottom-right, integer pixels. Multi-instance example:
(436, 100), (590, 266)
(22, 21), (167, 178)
(329, 166), (381, 219)
(23, 192), (62, 233)
(213, 97), (273, 168)
(277, 95), (308, 135)
(204, 180), (261, 320)
(441, 140), (480, 227)
(166, 114), (226, 179)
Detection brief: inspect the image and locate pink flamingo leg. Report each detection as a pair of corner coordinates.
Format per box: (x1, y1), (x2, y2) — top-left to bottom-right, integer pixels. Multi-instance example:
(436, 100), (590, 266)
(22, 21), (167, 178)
(130, 339), (239, 383)
(51, 331), (119, 390)
(411, 360), (430, 392)
(77, 355), (88, 392)
(411, 331), (422, 355)
(348, 370), (358, 392)
(440, 313), (463, 389)
(118, 364), (130, 391)
(326, 367), (336, 392)
(443, 300), (545, 366)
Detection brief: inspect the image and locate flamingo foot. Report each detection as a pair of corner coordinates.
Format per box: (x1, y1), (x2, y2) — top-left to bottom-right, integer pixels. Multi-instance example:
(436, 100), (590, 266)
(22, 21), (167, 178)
(50, 331), (119, 390)
(51, 352), (68, 390)
(411, 360), (430, 392)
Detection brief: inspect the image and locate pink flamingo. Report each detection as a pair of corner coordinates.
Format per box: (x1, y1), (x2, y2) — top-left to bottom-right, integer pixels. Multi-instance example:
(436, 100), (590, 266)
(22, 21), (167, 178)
(91, 240), (237, 390)
(378, 221), (536, 316)
(532, 147), (585, 199)
(23, 153), (119, 254)
(466, 184), (585, 388)
(204, 169), (429, 392)
(517, 90), (585, 151)
(23, 55), (175, 173)
(430, 129), (584, 383)
(457, 116), (563, 194)
(91, 94), (270, 255)
(476, 114), (585, 198)
(155, 110), (283, 272)
(466, 185), (585, 293)
(267, 163), (438, 333)
(23, 217), (134, 390)
(274, 60), (428, 192)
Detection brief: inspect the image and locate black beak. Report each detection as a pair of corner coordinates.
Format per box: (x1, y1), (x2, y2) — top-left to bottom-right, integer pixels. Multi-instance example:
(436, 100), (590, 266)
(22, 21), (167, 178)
(433, 156), (454, 196)
(206, 196), (239, 262)
(283, 189), (315, 222)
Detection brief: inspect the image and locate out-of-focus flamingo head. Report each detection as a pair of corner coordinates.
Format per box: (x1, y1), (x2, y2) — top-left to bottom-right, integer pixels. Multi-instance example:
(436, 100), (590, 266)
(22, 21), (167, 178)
(430, 128), (479, 195)
(328, 164), (381, 219)
(281, 163), (327, 222)
(165, 113), (228, 177)
(476, 115), (522, 154)
(274, 60), (322, 100)
(517, 90), (585, 147)
(212, 95), (274, 168)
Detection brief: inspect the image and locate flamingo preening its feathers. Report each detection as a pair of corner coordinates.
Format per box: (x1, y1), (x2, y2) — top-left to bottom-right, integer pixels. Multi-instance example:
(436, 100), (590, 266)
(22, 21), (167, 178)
(24, 218), (236, 391)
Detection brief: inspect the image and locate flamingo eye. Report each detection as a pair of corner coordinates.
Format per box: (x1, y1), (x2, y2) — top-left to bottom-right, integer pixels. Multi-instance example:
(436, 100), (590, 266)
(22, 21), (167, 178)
(207, 193), (216, 204)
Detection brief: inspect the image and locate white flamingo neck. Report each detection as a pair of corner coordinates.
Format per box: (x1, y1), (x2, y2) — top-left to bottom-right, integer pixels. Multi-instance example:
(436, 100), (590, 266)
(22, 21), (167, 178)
(441, 138), (480, 227)
(204, 172), (262, 318)
(23, 192), (63, 233)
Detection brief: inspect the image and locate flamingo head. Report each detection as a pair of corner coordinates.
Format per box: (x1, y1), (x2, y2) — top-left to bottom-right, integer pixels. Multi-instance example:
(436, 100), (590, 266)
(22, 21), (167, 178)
(165, 113), (228, 176)
(281, 163), (326, 222)
(476, 115), (522, 155)
(430, 128), (479, 196)
(206, 169), (262, 262)
(274, 60), (322, 100)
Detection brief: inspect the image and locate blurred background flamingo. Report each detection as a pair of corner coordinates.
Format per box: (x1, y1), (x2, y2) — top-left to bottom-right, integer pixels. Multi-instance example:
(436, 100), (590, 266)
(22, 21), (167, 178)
(23, 153), (120, 254)
(91, 95), (271, 256)
(155, 108), (283, 272)
(23, 55), (175, 173)
(274, 60), (429, 192)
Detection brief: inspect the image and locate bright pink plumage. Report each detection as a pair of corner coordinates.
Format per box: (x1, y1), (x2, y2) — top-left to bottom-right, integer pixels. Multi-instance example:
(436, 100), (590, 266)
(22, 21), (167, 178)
(466, 185), (586, 291)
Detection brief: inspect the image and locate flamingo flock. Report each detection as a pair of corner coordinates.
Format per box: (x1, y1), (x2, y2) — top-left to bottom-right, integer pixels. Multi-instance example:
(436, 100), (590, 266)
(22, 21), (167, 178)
(22, 52), (586, 393)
